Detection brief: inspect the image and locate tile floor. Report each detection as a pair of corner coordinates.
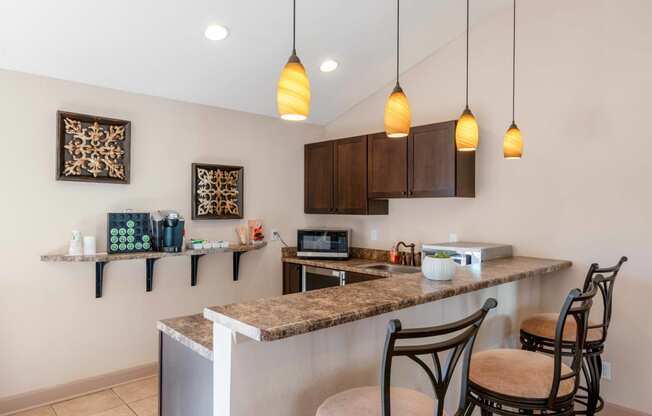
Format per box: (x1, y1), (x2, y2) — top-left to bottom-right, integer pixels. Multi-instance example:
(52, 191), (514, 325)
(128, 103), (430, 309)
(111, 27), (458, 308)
(7, 377), (635, 416)
(11, 377), (158, 416)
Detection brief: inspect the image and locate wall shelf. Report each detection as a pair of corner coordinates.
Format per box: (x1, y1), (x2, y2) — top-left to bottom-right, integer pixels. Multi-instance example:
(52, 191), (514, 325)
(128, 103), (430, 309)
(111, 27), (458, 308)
(41, 242), (267, 298)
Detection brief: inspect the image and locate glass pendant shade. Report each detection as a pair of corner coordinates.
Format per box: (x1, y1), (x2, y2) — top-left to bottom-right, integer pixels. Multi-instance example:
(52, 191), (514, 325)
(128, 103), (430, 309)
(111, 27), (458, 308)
(503, 122), (523, 159)
(455, 107), (479, 151)
(384, 84), (411, 138)
(277, 54), (310, 121)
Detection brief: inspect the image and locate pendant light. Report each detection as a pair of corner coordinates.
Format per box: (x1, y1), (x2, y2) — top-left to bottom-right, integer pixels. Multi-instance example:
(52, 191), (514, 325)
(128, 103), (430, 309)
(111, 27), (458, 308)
(384, 0), (411, 138)
(503, 0), (523, 159)
(455, 0), (479, 151)
(277, 0), (310, 121)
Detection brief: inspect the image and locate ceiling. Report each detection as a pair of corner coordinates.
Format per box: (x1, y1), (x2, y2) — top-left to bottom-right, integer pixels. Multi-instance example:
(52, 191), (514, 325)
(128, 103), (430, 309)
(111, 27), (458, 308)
(0, 0), (510, 125)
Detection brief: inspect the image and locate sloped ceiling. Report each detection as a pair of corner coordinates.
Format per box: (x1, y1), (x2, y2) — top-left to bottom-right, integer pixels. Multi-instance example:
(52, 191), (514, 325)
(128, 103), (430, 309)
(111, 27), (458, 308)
(0, 0), (510, 124)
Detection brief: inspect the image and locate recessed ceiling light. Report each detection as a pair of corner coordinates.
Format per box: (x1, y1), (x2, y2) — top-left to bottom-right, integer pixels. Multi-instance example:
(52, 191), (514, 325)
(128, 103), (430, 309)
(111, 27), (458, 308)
(320, 59), (339, 73)
(205, 24), (229, 41)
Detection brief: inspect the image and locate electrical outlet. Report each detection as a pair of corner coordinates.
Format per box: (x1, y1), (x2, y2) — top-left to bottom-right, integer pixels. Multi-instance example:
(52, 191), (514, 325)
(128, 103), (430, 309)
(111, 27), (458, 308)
(271, 230), (280, 241)
(370, 229), (379, 241)
(601, 361), (612, 381)
(449, 233), (458, 242)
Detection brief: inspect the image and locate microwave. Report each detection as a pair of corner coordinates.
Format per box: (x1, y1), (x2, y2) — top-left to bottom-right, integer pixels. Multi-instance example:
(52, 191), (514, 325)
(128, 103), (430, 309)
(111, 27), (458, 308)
(297, 228), (351, 259)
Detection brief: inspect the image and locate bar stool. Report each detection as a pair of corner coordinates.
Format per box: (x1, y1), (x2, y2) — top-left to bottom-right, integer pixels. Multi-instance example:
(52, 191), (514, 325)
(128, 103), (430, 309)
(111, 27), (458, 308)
(316, 298), (498, 416)
(520, 257), (627, 415)
(464, 283), (600, 416)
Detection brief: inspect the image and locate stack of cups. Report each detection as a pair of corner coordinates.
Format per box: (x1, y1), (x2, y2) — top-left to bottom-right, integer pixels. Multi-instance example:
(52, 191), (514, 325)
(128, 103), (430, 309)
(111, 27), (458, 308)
(83, 236), (96, 255)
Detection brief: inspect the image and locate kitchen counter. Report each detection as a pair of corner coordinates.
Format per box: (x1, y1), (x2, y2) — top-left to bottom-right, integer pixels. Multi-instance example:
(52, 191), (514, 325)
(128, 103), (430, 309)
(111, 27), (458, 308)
(204, 256), (572, 342)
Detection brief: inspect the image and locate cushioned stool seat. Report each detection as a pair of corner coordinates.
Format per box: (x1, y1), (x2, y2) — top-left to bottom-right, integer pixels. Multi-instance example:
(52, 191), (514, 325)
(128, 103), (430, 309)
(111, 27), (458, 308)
(469, 349), (575, 399)
(521, 313), (603, 342)
(316, 386), (438, 416)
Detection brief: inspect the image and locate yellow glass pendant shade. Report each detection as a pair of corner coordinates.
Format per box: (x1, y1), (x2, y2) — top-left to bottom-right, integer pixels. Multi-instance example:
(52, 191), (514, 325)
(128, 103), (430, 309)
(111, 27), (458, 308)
(503, 122), (523, 159)
(384, 85), (411, 138)
(277, 54), (310, 121)
(455, 107), (479, 151)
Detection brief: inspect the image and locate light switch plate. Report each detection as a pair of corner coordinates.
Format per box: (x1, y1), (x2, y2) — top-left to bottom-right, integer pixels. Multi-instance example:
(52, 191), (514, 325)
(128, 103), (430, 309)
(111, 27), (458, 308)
(370, 229), (379, 241)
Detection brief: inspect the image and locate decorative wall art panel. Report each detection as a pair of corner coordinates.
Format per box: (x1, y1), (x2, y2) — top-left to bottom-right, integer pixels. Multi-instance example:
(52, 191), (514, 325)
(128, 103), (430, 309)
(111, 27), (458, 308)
(191, 163), (244, 220)
(56, 111), (131, 184)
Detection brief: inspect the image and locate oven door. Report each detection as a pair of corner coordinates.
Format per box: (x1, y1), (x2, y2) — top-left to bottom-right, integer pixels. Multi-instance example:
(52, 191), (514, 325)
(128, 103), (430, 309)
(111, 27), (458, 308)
(297, 230), (349, 258)
(302, 266), (345, 292)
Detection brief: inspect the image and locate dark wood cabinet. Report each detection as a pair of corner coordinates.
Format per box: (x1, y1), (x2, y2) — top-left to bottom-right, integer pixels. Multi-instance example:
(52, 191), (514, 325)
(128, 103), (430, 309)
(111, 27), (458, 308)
(282, 262), (302, 295)
(409, 121), (474, 198)
(367, 121), (474, 199)
(305, 136), (388, 215)
(305, 120), (473, 215)
(346, 271), (384, 285)
(367, 132), (408, 198)
(304, 141), (334, 214)
(334, 136), (368, 214)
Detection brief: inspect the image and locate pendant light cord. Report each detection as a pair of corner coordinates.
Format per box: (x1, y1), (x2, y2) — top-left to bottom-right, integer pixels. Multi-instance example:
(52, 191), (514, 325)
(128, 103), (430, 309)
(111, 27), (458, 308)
(292, 0), (297, 55)
(396, 0), (400, 86)
(512, 0), (516, 123)
(465, 0), (469, 107)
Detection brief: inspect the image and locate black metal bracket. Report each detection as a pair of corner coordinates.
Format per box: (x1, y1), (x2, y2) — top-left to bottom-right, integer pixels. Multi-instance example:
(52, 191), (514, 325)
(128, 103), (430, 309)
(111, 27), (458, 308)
(95, 261), (108, 298)
(87, 248), (256, 298)
(190, 254), (205, 286)
(233, 251), (244, 281)
(146, 258), (158, 292)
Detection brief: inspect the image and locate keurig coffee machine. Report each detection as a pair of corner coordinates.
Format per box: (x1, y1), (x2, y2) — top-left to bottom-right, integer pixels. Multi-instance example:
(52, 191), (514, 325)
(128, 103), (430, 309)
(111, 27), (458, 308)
(151, 210), (185, 252)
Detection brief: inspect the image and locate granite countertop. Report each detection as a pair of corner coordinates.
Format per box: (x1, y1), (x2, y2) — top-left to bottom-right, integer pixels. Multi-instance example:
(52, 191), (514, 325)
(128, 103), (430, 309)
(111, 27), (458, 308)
(282, 256), (400, 278)
(157, 314), (213, 361)
(204, 256), (572, 342)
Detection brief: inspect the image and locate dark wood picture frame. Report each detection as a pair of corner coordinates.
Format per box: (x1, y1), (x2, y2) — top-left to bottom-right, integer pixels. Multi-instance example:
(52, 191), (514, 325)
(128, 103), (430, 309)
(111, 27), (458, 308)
(191, 163), (244, 220)
(56, 111), (131, 184)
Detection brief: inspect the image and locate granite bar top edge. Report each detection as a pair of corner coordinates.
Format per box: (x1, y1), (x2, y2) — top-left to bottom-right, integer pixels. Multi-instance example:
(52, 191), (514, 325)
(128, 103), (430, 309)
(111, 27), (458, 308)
(206, 256), (572, 342)
(157, 315), (213, 361)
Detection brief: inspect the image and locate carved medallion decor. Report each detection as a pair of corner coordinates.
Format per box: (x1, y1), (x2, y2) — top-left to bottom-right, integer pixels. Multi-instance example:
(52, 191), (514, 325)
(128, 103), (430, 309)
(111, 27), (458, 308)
(191, 163), (244, 220)
(56, 111), (131, 184)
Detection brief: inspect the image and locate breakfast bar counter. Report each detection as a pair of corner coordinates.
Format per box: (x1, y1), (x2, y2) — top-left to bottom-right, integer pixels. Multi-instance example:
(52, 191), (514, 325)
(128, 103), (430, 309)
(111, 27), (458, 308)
(204, 256), (571, 341)
(199, 254), (571, 416)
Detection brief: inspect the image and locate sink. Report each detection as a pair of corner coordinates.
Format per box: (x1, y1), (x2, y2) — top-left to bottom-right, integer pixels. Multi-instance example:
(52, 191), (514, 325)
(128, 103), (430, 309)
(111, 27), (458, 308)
(358, 263), (421, 274)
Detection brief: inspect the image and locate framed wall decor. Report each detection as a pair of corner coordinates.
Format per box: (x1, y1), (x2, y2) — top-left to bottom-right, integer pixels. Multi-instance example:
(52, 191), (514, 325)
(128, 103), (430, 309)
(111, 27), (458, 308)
(191, 163), (244, 220)
(56, 111), (131, 184)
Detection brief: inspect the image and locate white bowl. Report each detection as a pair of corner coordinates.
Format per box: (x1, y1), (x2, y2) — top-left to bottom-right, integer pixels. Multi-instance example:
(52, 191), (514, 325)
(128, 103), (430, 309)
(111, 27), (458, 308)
(422, 256), (456, 281)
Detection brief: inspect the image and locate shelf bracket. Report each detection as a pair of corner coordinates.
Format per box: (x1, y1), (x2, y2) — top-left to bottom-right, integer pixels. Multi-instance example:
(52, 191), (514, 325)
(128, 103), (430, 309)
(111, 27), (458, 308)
(233, 251), (245, 281)
(146, 258), (158, 292)
(95, 261), (108, 298)
(190, 254), (205, 287)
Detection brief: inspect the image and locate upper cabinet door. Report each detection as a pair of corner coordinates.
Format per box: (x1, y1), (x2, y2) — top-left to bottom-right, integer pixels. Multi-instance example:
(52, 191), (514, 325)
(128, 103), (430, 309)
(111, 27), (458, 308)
(305, 141), (334, 213)
(367, 132), (408, 199)
(333, 135), (369, 215)
(409, 121), (458, 197)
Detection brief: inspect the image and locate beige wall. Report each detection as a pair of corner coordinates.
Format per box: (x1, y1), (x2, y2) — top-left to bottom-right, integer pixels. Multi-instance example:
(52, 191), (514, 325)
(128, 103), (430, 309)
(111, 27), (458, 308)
(319, 0), (651, 412)
(0, 69), (322, 399)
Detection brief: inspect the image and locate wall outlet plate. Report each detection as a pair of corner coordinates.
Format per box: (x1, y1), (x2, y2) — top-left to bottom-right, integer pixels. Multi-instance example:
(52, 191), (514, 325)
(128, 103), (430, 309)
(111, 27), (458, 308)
(601, 361), (612, 381)
(449, 233), (458, 242)
(271, 230), (280, 241)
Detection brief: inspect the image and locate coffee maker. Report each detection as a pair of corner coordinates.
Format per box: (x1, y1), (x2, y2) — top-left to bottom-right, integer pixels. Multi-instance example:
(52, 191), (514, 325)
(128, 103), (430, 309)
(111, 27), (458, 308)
(151, 210), (185, 252)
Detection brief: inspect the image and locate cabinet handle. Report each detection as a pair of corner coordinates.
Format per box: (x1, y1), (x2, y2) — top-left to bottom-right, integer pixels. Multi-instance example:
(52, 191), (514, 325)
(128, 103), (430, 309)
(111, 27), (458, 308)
(409, 191), (414, 196)
(402, 191), (407, 196)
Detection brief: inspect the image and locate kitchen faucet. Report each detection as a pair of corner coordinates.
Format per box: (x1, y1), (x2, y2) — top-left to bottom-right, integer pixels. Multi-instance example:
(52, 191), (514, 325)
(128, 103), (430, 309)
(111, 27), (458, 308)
(395, 241), (417, 266)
